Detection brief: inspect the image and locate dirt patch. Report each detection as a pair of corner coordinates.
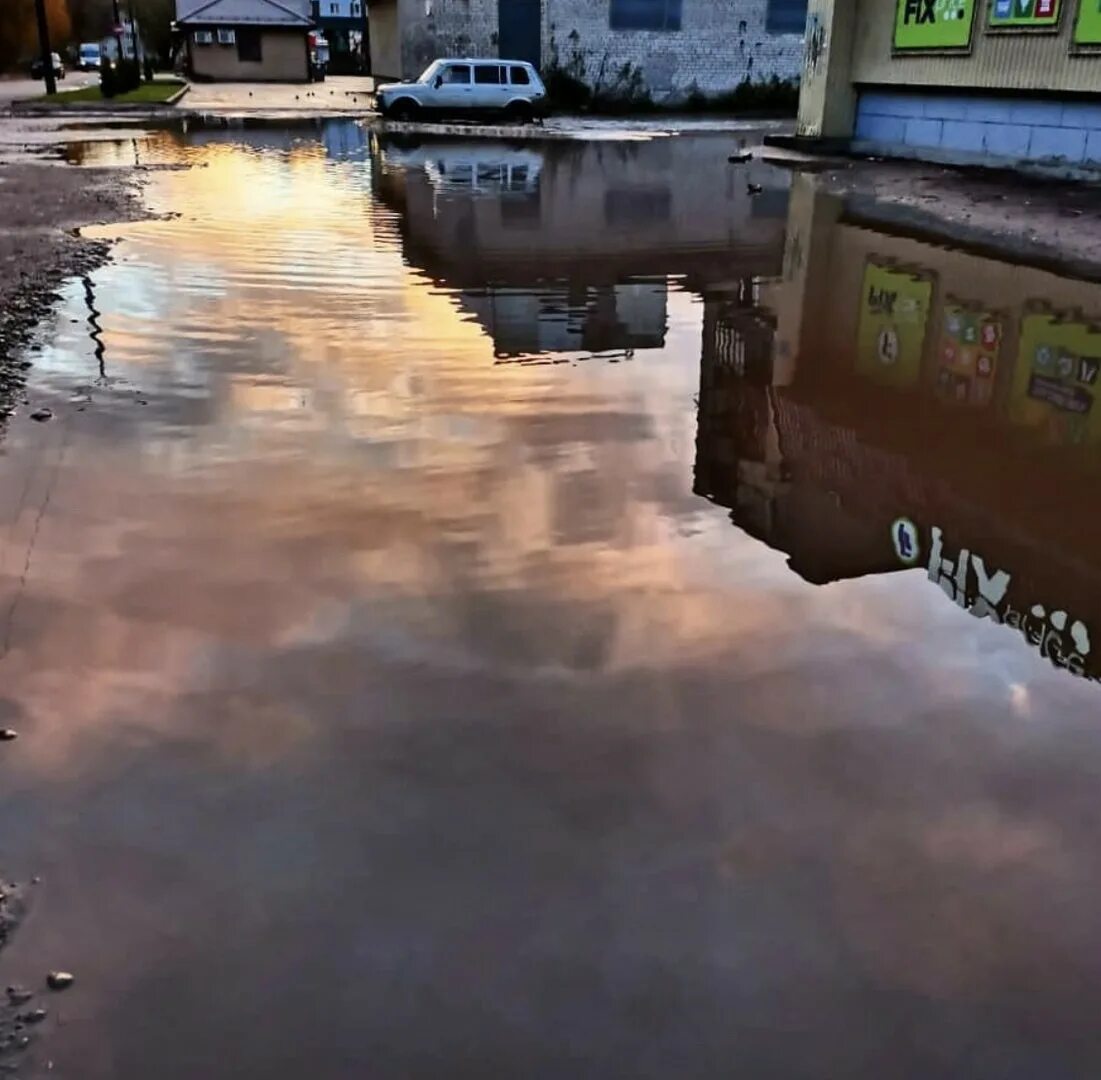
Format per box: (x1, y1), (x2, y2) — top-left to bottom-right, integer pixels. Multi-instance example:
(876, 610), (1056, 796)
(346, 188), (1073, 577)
(0, 160), (143, 410)
(808, 158), (1101, 276)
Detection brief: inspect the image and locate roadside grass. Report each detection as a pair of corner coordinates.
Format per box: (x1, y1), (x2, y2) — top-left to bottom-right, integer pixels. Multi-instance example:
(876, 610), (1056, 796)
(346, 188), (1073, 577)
(33, 81), (185, 106)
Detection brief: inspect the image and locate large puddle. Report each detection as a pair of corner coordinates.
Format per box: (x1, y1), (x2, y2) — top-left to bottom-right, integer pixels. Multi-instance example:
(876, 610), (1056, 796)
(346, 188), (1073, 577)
(2, 123), (1101, 1077)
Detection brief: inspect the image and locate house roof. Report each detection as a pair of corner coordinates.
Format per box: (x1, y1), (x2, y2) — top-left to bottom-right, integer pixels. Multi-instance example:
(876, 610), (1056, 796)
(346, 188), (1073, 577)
(176, 0), (311, 26)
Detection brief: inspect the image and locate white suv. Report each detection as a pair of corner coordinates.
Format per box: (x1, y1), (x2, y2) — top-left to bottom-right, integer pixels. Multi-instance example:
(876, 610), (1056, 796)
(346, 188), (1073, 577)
(376, 59), (547, 124)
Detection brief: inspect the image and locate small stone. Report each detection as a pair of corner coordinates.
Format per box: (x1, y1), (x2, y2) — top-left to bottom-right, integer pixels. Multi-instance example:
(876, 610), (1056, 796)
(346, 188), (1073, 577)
(45, 973), (72, 992)
(5, 988), (32, 1006)
(29, 409), (51, 423)
(18, 1010), (46, 1025)
(0, 731), (16, 742)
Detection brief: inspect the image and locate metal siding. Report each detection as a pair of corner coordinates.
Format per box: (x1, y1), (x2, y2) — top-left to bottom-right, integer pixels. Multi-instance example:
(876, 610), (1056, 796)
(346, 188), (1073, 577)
(852, 0), (1101, 94)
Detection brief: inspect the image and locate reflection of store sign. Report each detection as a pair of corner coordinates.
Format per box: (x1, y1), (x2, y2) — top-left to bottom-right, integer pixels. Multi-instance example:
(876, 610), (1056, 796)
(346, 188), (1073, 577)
(937, 303), (1002, 406)
(1009, 310), (1101, 445)
(856, 261), (933, 388)
(1074, 1), (1101, 44)
(892, 517), (921, 564)
(989, 0), (1060, 28)
(895, 0), (976, 49)
(894, 521), (1095, 680)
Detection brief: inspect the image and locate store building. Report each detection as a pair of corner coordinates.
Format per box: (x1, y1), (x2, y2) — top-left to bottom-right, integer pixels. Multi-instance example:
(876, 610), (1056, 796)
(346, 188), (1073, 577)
(794, 0), (1101, 175)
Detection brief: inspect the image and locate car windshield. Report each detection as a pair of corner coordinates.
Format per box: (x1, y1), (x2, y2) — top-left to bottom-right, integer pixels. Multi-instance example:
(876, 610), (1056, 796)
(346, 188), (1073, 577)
(416, 61), (443, 84)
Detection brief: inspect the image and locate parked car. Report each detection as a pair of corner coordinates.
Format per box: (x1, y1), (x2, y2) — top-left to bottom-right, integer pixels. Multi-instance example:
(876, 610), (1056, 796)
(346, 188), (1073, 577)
(78, 42), (102, 71)
(30, 53), (65, 80)
(376, 59), (547, 124)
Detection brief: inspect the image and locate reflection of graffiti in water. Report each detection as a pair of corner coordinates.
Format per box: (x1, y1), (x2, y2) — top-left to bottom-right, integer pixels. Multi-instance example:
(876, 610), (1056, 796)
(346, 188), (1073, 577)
(920, 524), (1095, 682)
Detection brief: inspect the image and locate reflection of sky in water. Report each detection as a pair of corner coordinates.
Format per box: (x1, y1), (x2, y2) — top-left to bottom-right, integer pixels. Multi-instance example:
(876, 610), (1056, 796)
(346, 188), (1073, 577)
(0, 125), (1100, 1079)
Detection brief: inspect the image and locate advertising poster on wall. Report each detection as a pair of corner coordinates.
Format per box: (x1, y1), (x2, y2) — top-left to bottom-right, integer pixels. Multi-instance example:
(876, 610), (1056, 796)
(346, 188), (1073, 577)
(894, 0), (977, 50)
(988, 0), (1061, 29)
(1008, 308), (1101, 445)
(936, 302), (1003, 406)
(1074, 0), (1101, 44)
(856, 260), (934, 388)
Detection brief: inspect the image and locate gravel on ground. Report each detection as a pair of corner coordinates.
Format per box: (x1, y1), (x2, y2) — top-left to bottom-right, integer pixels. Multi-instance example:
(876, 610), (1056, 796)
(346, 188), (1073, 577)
(791, 155), (1101, 277)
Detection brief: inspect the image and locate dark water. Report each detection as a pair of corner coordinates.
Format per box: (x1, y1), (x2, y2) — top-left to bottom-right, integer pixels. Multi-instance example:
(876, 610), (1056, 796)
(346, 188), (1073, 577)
(3, 124), (1101, 1078)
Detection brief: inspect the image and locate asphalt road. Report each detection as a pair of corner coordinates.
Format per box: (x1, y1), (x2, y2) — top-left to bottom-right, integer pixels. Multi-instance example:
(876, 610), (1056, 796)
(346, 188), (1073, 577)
(0, 71), (99, 105)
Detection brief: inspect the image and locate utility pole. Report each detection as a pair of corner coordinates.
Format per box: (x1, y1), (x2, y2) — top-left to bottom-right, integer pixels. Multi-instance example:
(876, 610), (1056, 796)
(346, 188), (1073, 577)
(33, 0), (57, 96)
(111, 0), (125, 68)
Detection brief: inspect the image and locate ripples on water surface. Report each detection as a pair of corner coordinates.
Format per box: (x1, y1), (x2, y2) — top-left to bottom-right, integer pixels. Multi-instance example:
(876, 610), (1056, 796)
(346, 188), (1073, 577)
(2, 123), (1101, 1078)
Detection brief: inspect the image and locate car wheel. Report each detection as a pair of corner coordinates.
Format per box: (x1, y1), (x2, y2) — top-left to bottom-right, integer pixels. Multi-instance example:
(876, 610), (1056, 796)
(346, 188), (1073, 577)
(505, 101), (534, 126)
(389, 99), (419, 123)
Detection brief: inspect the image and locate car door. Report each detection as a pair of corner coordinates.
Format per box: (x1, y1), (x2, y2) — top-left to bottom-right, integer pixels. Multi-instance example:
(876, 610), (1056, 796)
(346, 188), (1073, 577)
(472, 63), (508, 114)
(433, 63), (473, 116)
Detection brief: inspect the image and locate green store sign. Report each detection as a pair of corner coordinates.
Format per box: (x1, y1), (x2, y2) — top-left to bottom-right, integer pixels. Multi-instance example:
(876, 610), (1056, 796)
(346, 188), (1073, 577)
(1075, 0), (1101, 44)
(894, 0), (976, 50)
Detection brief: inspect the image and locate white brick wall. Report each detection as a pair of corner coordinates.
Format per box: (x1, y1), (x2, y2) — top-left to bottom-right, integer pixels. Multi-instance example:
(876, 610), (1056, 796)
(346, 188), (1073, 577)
(391, 0), (805, 94)
(400, 0), (500, 74)
(544, 0), (804, 98)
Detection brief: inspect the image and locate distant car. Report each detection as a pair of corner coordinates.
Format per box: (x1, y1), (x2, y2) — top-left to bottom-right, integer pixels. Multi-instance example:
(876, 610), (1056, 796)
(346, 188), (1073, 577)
(31, 52), (65, 80)
(376, 59), (547, 124)
(78, 42), (102, 71)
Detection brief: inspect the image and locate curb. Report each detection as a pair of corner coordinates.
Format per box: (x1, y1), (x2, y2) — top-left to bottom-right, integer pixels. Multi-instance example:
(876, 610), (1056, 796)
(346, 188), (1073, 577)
(10, 82), (189, 117)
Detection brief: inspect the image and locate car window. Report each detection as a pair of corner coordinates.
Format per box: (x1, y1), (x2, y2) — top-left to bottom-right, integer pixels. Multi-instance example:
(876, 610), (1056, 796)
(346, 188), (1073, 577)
(417, 61), (442, 83)
(474, 65), (503, 85)
(510, 66), (531, 86)
(441, 64), (471, 85)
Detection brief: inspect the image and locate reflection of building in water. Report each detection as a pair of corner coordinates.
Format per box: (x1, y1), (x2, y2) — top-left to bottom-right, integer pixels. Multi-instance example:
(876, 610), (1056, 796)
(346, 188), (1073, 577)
(696, 174), (1101, 684)
(372, 133), (788, 359)
(458, 281), (668, 359)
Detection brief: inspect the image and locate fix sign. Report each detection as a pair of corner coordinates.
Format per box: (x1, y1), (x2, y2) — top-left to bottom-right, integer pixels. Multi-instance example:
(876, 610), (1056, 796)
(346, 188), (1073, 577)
(894, 0), (976, 50)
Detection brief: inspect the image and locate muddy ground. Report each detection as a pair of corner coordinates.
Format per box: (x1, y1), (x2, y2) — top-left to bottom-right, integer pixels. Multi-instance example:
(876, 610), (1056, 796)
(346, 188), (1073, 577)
(0, 159), (141, 403)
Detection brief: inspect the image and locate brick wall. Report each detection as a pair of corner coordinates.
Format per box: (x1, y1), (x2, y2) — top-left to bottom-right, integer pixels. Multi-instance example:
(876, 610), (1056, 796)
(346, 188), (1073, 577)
(543, 0), (804, 99)
(400, 0), (500, 75)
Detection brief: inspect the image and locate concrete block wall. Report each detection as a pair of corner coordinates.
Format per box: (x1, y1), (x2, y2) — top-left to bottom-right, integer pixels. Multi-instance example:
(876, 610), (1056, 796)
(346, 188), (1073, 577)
(855, 90), (1101, 172)
(545, 0), (804, 98)
(400, 0), (500, 75)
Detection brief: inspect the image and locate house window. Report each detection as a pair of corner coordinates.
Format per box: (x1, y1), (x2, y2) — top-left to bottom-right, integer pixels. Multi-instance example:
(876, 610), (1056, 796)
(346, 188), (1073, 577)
(237, 29), (262, 62)
(351, 1), (361, 13)
(329, 2), (338, 12)
(765, 0), (808, 34)
(609, 0), (682, 31)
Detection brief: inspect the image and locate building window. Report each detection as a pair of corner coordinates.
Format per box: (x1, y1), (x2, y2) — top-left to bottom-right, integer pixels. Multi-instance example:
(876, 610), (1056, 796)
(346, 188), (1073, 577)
(609, 0), (682, 31)
(351, 1), (361, 13)
(237, 28), (262, 62)
(765, 0), (808, 34)
(329, 2), (338, 12)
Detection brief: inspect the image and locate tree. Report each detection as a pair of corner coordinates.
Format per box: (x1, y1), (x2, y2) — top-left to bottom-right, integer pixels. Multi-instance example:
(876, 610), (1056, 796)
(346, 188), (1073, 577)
(0, 0), (71, 70)
(66, 0), (114, 44)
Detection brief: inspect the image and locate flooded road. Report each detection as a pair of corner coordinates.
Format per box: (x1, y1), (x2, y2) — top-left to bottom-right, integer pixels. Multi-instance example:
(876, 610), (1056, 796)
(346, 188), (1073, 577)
(2, 124), (1101, 1078)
